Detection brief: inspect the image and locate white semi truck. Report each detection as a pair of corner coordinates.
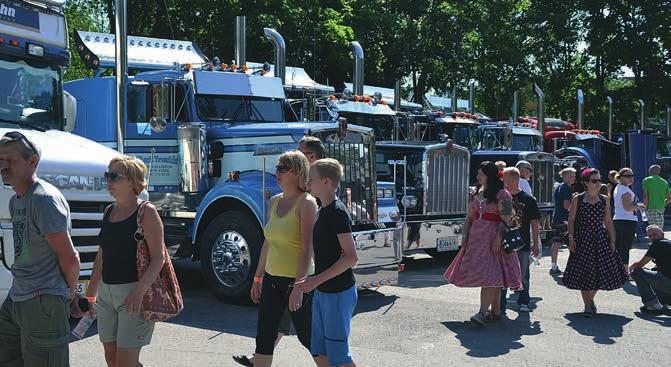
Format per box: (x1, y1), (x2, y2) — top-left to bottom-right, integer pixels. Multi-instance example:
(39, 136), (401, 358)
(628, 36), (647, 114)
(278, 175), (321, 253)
(0, 0), (120, 301)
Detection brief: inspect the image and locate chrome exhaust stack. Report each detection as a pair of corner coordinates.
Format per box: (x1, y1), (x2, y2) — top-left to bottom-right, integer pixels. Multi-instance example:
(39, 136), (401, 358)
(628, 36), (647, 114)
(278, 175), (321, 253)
(264, 28), (286, 85)
(350, 41), (364, 96)
(533, 83), (545, 132)
(577, 89), (584, 129)
(468, 82), (475, 113)
(607, 96), (613, 140)
(639, 99), (645, 130)
(394, 80), (401, 112)
(451, 86), (457, 113)
(235, 16), (246, 66)
(512, 90), (519, 124)
(667, 104), (671, 137)
(114, 0), (127, 154)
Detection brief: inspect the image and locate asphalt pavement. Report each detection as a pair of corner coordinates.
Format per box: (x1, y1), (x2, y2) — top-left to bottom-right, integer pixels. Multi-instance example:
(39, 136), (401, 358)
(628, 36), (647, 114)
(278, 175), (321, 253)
(70, 235), (671, 366)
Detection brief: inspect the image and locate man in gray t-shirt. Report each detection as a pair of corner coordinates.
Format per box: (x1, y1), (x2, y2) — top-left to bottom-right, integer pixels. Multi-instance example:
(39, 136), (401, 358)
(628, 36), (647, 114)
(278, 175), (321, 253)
(0, 131), (80, 367)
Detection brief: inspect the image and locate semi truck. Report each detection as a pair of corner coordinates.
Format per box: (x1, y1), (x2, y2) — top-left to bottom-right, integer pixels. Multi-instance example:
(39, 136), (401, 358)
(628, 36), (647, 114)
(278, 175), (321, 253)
(64, 30), (402, 301)
(0, 0), (120, 301)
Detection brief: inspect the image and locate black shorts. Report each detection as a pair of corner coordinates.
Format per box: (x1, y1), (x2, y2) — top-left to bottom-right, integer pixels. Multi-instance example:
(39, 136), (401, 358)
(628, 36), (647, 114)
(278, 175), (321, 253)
(551, 222), (568, 245)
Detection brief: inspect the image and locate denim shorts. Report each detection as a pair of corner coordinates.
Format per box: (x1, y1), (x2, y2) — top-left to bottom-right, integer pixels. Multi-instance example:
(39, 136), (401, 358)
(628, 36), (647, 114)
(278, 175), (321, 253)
(311, 284), (358, 366)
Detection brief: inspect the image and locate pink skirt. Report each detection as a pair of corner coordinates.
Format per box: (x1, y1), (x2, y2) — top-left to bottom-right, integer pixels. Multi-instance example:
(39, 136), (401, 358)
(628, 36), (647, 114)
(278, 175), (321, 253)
(444, 218), (523, 290)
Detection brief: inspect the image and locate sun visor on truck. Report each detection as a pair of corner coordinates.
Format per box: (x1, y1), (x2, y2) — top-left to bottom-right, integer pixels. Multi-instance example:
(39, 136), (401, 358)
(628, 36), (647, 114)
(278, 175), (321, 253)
(74, 31), (208, 70)
(0, 1), (67, 48)
(193, 71), (285, 99)
(247, 62), (335, 94)
(343, 83), (423, 109)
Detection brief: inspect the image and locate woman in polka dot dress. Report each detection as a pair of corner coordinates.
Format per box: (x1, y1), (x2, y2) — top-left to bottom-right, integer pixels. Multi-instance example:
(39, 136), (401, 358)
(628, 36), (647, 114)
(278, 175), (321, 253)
(563, 168), (628, 317)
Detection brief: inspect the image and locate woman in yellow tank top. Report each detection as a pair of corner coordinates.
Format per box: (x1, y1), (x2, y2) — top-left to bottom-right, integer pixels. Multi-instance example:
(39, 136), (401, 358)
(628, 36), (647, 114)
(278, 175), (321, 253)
(248, 150), (321, 367)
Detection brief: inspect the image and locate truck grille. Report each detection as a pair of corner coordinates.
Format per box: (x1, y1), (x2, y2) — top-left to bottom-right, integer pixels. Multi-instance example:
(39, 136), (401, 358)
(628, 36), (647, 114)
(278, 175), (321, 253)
(324, 142), (376, 224)
(68, 200), (112, 278)
(527, 155), (555, 206)
(425, 144), (469, 215)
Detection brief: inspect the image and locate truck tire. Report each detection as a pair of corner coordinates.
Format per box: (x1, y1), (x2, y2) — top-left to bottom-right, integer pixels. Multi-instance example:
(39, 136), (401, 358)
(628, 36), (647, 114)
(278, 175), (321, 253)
(199, 211), (262, 303)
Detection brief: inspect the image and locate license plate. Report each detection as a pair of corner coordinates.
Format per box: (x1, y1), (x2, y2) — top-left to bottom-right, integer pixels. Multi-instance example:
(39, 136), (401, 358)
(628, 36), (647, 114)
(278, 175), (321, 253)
(437, 236), (460, 252)
(75, 281), (88, 295)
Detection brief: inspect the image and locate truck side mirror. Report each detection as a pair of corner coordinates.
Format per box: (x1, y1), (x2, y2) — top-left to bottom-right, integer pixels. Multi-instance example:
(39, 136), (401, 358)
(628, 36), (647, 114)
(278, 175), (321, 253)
(63, 91), (77, 132)
(150, 83), (174, 132)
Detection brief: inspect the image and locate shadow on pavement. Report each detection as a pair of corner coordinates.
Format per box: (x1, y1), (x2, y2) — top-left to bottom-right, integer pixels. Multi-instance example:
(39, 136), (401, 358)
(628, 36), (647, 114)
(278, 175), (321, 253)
(441, 313), (542, 358)
(633, 311), (671, 326)
(164, 259), (397, 338)
(564, 313), (633, 344)
(397, 256), (451, 289)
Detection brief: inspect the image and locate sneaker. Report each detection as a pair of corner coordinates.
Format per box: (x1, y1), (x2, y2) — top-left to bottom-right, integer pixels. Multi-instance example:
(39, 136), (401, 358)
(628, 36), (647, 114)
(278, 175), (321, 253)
(550, 267), (563, 276)
(232, 355), (254, 367)
(470, 312), (486, 326)
(519, 304), (530, 312)
(640, 302), (665, 314)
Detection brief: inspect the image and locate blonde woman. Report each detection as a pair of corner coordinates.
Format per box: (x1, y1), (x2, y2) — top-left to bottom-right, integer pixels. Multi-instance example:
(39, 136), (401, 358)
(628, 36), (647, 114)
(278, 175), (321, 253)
(86, 156), (165, 367)
(245, 151), (321, 367)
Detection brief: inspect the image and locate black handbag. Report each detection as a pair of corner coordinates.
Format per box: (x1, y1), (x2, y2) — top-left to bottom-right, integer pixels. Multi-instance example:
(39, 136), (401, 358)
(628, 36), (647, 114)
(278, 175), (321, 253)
(501, 223), (527, 253)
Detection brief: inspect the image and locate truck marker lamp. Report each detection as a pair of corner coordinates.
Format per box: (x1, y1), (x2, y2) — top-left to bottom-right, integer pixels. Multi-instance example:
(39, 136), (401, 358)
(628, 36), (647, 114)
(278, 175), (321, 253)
(220, 63), (228, 71)
(184, 63), (192, 71)
(242, 65), (249, 72)
(0, 37), (5, 43)
(231, 64), (238, 71)
(354, 95), (360, 102)
(399, 263), (406, 272)
(227, 171), (240, 181)
(9, 40), (19, 47)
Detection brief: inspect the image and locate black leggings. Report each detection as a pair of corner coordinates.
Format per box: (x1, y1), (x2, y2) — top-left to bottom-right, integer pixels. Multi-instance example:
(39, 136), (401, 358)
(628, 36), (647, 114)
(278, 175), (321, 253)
(613, 219), (637, 265)
(255, 273), (313, 355)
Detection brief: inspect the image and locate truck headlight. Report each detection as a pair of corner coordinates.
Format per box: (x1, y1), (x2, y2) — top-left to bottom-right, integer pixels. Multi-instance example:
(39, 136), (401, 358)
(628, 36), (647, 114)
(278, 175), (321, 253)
(401, 195), (418, 208)
(27, 43), (44, 57)
(384, 189), (394, 198)
(376, 189), (384, 198)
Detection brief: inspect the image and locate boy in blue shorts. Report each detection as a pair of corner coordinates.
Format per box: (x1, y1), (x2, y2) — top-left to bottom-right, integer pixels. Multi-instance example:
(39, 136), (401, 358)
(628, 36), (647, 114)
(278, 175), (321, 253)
(296, 158), (358, 367)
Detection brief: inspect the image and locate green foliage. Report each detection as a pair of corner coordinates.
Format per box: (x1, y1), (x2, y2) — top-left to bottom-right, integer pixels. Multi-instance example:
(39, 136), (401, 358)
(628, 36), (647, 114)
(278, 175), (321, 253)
(63, 0), (670, 131)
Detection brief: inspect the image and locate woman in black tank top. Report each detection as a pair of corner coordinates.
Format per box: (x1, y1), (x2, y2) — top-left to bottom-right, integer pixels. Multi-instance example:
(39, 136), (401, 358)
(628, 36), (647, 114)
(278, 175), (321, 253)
(84, 157), (166, 367)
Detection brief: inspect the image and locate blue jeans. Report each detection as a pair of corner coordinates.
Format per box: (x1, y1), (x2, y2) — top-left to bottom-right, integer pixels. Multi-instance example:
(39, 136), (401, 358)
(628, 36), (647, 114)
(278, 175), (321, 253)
(501, 250), (531, 310)
(631, 268), (671, 306)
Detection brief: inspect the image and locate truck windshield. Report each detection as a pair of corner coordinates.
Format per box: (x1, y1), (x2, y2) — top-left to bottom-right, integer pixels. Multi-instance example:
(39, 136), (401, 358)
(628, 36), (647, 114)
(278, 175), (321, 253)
(441, 123), (478, 149)
(339, 113), (395, 141)
(478, 127), (506, 150)
(196, 95), (284, 122)
(512, 134), (543, 151)
(0, 57), (60, 131)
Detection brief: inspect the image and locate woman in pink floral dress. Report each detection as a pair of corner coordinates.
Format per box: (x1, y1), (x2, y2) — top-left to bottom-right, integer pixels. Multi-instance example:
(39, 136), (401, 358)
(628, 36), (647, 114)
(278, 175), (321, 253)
(444, 161), (522, 326)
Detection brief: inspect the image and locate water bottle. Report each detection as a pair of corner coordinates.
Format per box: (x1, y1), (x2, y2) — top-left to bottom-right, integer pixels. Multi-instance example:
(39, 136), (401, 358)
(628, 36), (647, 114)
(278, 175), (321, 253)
(72, 297), (97, 339)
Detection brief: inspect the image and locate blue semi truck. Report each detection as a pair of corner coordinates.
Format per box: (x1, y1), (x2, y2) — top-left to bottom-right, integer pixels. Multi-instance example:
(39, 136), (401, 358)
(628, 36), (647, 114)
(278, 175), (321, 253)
(64, 30), (402, 301)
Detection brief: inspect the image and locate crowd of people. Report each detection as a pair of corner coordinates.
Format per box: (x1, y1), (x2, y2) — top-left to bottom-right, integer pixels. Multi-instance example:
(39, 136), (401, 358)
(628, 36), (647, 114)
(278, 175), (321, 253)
(0, 130), (669, 366)
(446, 160), (671, 325)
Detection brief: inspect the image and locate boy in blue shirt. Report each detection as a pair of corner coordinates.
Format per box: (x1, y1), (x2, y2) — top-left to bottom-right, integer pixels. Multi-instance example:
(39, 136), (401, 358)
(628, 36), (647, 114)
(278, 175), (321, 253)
(296, 158), (358, 367)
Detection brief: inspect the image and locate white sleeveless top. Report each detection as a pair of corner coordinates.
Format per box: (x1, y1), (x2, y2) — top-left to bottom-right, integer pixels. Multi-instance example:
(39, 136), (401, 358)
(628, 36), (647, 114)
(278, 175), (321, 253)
(613, 184), (638, 221)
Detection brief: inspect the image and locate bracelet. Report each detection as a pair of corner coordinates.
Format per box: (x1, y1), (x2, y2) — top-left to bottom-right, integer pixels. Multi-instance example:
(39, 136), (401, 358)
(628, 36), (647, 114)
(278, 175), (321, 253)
(253, 276), (264, 284)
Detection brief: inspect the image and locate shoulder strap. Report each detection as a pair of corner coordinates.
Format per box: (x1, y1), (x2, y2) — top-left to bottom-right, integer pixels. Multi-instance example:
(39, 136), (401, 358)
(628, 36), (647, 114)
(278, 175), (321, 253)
(136, 201), (150, 237)
(103, 204), (114, 221)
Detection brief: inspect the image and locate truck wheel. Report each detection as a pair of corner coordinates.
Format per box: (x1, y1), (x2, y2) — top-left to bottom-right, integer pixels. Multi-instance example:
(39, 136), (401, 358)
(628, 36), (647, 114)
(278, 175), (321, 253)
(424, 249), (458, 264)
(199, 211), (262, 303)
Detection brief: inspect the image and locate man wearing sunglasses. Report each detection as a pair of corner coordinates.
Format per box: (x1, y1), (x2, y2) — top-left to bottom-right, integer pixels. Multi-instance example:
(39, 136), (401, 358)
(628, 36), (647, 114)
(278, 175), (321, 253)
(0, 131), (80, 366)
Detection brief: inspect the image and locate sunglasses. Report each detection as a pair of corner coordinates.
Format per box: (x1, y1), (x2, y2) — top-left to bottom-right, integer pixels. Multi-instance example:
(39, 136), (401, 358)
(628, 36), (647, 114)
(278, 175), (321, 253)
(3, 131), (38, 156)
(587, 179), (601, 184)
(620, 174), (634, 178)
(103, 171), (126, 182)
(276, 165), (291, 174)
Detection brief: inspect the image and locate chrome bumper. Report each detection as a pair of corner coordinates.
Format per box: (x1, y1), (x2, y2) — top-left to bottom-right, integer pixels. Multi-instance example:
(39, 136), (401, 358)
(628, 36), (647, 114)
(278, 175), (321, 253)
(403, 218), (465, 254)
(353, 226), (403, 289)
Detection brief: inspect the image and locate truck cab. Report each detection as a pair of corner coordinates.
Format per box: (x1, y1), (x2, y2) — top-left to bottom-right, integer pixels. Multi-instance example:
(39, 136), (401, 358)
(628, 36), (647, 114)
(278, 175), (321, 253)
(65, 31), (402, 300)
(0, 1), (119, 301)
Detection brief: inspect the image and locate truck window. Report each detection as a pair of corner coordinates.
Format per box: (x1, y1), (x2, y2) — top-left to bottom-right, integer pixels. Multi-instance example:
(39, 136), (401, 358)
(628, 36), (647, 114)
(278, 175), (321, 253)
(127, 83), (189, 123)
(0, 56), (60, 131)
(196, 95), (284, 122)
